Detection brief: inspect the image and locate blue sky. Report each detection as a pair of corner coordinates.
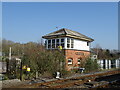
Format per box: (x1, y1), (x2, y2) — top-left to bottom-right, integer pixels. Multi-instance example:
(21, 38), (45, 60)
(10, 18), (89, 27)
(2, 2), (118, 50)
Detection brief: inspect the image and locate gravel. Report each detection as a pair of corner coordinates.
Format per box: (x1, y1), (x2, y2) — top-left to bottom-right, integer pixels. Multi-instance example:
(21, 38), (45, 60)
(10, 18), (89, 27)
(2, 79), (29, 88)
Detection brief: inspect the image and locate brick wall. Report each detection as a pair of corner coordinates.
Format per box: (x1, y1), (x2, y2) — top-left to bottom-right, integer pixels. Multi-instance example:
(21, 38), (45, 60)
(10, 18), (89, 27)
(64, 49), (90, 70)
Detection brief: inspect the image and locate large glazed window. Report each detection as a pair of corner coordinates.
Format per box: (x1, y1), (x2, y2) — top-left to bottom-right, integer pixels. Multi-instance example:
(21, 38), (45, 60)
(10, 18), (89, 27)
(71, 39), (74, 48)
(47, 38), (65, 49)
(56, 39), (60, 48)
(61, 38), (64, 48)
(52, 39), (55, 48)
(67, 38), (70, 48)
(48, 40), (51, 48)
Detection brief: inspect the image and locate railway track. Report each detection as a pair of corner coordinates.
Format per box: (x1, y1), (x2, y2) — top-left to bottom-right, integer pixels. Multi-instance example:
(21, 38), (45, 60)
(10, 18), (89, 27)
(9, 69), (120, 88)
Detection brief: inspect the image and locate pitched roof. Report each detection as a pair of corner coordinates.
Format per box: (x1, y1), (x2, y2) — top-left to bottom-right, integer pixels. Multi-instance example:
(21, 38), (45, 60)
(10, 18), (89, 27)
(42, 28), (94, 42)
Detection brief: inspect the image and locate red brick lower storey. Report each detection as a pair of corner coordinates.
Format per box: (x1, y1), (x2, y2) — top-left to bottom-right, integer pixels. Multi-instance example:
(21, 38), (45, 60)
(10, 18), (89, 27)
(64, 49), (90, 71)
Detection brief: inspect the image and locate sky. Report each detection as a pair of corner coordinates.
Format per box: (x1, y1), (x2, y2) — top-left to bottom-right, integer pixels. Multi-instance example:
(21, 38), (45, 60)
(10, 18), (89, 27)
(2, 2), (118, 50)
(119, 2), (120, 51)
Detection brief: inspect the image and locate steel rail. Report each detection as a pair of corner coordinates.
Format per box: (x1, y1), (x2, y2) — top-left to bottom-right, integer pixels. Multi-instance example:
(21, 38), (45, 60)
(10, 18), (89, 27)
(10, 69), (120, 88)
(40, 70), (120, 88)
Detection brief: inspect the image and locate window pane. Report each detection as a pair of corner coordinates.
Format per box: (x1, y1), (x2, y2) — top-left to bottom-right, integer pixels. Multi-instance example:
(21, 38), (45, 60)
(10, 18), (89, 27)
(61, 43), (64, 48)
(67, 44), (70, 48)
(71, 39), (74, 43)
(71, 44), (73, 48)
(71, 39), (74, 48)
(87, 42), (89, 46)
(61, 38), (64, 42)
(78, 59), (81, 64)
(56, 39), (59, 43)
(52, 39), (55, 48)
(78, 59), (80, 62)
(52, 44), (55, 48)
(68, 60), (72, 62)
(68, 59), (72, 64)
(67, 38), (70, 43)
(52, 39), (55, 43)
(56, 44), (59, 48)
(48, 45), (51, 48)
(48, 40), (50, 43)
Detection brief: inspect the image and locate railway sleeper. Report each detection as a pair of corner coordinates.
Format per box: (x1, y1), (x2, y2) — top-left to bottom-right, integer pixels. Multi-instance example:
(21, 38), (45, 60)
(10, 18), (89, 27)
(84, 81), (100, 87)
(10, 70), (120, 88)
(89, 81), (109, 89)
(39, 84), (51, 88)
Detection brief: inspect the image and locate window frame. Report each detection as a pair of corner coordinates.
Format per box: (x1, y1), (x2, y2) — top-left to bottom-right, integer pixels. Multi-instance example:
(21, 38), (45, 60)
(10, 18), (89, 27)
(71, 38), (74, 48)
(87, 42), (90, 46)
(48, 39), (51, 48)
(61, 38), (64, 43)
(52, 39), (55, 48)
(45, 40), (47, 48)
(60, 38), (65, 48)
(78, 58), (81, 64)
(56, 39), (60, 48)
(68, 58), (73, 65)
(67, 38), (70, 48)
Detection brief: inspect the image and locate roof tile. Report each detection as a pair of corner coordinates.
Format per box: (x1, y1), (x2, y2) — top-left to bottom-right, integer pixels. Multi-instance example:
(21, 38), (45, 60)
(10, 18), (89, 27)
(42, 28), (94, 42)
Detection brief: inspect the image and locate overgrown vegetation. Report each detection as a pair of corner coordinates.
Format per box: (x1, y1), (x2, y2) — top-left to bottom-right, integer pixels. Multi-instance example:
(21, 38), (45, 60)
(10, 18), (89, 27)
(22, 48), (66, 78)
(1, 39), (120, 80)
(2, 39), (66, 79)
(84, 58), (99, 72)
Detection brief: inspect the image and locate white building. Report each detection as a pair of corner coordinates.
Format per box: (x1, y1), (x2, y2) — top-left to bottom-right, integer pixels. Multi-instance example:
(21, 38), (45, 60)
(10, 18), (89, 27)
(42, 28), (94, 70)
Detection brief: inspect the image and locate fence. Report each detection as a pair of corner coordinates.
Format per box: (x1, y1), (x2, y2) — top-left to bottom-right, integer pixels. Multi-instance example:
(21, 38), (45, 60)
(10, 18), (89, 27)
(98, 59), (120, 69)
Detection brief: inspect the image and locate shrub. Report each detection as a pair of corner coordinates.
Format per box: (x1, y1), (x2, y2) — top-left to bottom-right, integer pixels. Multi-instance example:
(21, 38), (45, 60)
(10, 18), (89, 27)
(84, 58), (99, 72)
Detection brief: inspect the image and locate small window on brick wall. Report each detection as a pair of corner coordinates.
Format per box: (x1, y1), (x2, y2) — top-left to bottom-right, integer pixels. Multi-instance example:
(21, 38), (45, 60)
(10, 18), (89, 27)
(68, 58), (73, 65)
(78, 59), (81, 64)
